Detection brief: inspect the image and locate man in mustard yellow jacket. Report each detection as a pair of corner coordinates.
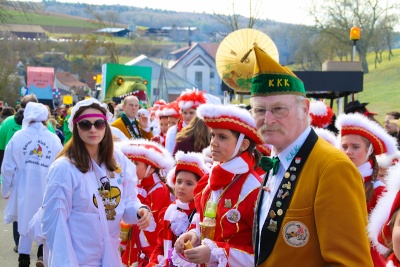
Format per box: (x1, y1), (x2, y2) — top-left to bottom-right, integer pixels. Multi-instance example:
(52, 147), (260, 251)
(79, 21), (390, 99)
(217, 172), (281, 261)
(111, 95), (153, 140)
(250, 45), (373, 267)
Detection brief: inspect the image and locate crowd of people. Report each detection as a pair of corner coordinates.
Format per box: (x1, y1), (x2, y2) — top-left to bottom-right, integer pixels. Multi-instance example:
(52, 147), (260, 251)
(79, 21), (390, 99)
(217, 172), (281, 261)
(1, 44), (400, 267)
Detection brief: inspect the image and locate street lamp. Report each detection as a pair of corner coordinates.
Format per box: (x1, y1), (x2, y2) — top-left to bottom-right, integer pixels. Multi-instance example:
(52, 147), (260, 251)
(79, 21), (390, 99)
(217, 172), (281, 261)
(349, 26), (360, 101)
(349, 26), (360, 61)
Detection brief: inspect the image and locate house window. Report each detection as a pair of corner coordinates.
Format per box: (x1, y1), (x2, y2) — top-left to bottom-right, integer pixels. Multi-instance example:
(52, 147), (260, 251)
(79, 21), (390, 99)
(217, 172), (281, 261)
(210, 72), (215, 79)
(195, 72), (203, 89)
(194, 60), (204, 66)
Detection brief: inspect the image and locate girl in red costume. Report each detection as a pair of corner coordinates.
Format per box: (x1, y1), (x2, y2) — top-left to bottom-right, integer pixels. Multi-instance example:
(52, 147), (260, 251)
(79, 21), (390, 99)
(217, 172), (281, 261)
(165, 89), (207, 154)
(336, 112), (398, 267)
(174, 104), (264, 266)
(119, 139), (175, 267)
(147, 151), (210, 267)
(151, 105), (169, 147)
(369, 163), (400, 266)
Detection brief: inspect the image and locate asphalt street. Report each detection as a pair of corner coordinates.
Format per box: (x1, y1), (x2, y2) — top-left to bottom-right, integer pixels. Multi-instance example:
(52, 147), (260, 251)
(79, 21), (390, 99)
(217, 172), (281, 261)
(0, 196), (38, 267)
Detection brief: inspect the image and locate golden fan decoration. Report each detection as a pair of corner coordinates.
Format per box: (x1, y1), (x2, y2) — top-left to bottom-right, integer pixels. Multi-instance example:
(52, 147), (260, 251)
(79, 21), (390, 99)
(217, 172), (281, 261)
(216, 28), (279, 93)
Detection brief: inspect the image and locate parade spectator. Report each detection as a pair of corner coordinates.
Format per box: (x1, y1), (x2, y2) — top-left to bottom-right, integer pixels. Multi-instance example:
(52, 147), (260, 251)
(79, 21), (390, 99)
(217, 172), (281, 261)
(119, 139), (174, 267)
(250, 45), (373, 266)
(41, 98), (151, 266)
(151, 105), (169, 147)
(148, 151), (210, 266)
(48, 117), (65, 144)
(62, 106), (73, 145)
(174, 103), (263, 266)
(165, 89), (207, 154)
(113, 103), (123, 121)
(385, 111), (400, 150)
(163, 101), (181, 129)
(1, 102), (63, 267)
(336, 112), (398, 266)
(111, 95), (153, 139)
(369, 163), (400, 266)
(0, 106), (15, 124)
(0, 94), (40, 253)
(344, 100), (379, 122)
(173, 116), (210, 156)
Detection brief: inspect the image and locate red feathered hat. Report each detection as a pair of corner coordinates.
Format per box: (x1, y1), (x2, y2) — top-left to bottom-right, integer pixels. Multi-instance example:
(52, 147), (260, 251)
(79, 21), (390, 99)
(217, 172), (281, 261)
(118, 139), (175, 171)
(176, 89), (207, 110)
(197, 104), (263, 145)
(309, 100), (334, 128)
(153, 99), (167, 109)
(336, 113), (397, 156)
(163, 101), (181, 119)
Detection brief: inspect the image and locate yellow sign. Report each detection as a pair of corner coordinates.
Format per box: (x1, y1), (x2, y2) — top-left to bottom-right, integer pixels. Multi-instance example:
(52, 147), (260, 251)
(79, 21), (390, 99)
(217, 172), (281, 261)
(63, 95), (73, 105)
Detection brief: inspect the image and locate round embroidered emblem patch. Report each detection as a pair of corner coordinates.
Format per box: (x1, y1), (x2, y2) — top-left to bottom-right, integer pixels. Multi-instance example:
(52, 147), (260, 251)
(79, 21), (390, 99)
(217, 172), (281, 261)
(282, 221), (309, 247)
(226, 209), (241, 223)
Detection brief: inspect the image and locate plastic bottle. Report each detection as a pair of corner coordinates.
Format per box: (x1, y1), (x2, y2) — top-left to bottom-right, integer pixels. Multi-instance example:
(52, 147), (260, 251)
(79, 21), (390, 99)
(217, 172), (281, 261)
(200, 200), (217, 240)
(119, 220), (131, 242)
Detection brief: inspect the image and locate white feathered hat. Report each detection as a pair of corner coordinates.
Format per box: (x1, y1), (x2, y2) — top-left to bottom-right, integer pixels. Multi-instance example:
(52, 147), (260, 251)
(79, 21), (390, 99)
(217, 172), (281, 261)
(335, 113), (398, 156)
(118, 139), (175, 171)
(167, 151), (210, 187)
(313, 127), (338, 147)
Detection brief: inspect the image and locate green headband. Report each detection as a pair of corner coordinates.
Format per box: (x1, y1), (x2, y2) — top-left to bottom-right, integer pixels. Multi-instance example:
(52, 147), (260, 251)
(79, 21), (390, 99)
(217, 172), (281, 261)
(251, 73), (306, 96)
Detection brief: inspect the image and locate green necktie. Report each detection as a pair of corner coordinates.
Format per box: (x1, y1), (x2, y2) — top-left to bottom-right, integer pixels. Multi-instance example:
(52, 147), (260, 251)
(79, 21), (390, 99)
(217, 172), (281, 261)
(259, 156), (280, 175)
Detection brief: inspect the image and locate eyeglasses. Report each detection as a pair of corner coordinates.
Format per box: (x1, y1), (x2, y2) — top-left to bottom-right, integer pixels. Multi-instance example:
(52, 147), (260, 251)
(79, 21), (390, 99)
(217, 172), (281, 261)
(76, 119), (107, 131)
(252, 102), (297, 119)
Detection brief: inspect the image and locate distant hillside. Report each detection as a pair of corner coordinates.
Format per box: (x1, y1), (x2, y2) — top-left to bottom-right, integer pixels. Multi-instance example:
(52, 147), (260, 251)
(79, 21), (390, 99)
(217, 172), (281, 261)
(358, 48), (400, 123)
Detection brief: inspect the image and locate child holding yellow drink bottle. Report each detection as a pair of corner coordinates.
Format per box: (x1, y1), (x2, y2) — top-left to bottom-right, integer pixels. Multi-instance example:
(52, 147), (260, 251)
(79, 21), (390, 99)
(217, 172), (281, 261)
(173, 104), (264, 266)
(147, 151), (210, 267)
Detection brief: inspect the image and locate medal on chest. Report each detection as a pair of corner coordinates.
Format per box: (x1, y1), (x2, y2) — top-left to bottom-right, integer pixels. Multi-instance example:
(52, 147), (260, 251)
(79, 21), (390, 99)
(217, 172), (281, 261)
(94, 169), (122, 220)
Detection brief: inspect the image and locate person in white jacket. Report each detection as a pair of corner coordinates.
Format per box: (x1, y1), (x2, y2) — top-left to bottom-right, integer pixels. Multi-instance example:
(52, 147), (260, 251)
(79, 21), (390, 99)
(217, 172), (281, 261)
(41, 98), (152, 267)
(1, 102), (63, 267)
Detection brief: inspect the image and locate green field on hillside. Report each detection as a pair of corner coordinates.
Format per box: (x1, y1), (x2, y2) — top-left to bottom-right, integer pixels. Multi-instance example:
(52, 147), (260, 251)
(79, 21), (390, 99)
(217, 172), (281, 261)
(3, 10), (99, 28)
(359, 49), (400, 123)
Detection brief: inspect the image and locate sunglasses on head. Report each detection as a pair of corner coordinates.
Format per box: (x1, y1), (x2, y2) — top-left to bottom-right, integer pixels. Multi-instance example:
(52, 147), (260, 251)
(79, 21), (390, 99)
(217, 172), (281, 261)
(76, 119), (107, 131)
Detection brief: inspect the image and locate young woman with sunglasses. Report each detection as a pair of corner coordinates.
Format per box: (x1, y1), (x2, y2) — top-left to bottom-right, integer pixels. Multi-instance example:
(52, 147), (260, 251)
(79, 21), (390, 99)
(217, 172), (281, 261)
(41, 98), (152, 266)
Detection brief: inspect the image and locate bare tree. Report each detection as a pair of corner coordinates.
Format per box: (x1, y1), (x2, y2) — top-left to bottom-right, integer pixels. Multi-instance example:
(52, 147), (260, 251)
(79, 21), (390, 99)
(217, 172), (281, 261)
(212, 0), (264, 31)
(309, 0), (400, 73)
(104, 11), (119, 27)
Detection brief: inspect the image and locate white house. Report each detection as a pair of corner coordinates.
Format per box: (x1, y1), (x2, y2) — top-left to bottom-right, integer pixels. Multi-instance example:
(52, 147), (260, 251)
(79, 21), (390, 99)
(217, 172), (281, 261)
(167, 43), (222, 97)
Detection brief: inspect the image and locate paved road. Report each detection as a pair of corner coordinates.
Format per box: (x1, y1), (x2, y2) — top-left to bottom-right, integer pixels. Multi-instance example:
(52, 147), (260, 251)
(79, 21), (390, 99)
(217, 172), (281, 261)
(0, 196), (39, 266)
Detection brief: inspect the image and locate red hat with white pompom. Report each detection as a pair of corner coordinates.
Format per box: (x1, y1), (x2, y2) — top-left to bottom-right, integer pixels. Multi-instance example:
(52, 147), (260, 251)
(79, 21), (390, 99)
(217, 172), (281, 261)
(335, 113), (397, 156)
(163, 101), (181, 119)
(309, 100), (334, 128)
(176, 89), (207, 110)
(167, 151), (210, 187)
(153, 99), (167, 109)
(197, 104), (263, 145)
(118, 139), (175, 171)
(368, 163), (400, 255)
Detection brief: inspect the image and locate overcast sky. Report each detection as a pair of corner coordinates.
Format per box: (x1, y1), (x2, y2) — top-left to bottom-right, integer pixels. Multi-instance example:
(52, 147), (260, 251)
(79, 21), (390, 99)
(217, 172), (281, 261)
(50, 0), (315, 26)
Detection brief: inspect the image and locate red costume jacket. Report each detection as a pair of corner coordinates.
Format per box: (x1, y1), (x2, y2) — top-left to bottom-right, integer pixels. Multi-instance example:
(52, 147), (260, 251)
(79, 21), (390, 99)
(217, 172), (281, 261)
(147, 200), (196, 267)
(122, 173), (172, 267)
